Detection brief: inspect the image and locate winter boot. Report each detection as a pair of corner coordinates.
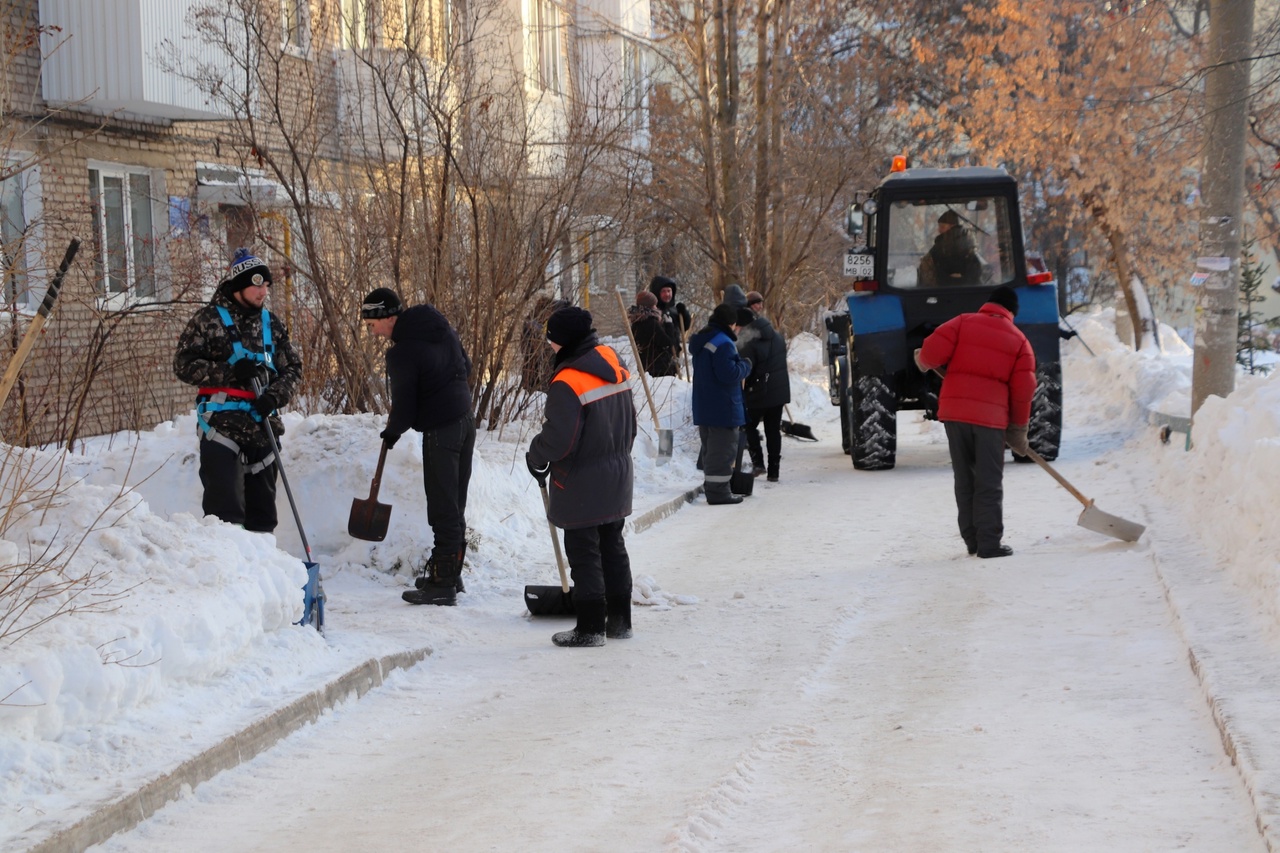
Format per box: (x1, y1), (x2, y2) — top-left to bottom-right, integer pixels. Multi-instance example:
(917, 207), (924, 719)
(704, 483), (743, 505)
(606, 596), (633, 639)
(552, 598), (607, 647)
(415, 550), (467, 593)
(403, 553), (460, 606)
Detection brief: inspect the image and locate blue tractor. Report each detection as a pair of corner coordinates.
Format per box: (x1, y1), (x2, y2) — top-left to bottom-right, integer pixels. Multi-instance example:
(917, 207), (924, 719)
(827, 163), (1061, 470)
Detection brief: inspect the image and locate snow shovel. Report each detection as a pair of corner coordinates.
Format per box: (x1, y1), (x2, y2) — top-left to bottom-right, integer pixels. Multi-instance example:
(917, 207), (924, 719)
(348, 440), (393, 541)
(252, 377), (326, 632)
(614, 289), (673, 464)
(780, 405), (818, 441)
(1025, 448), (1145, 542)
(0, 238), (80, 432)
(524, 481), (575, 616)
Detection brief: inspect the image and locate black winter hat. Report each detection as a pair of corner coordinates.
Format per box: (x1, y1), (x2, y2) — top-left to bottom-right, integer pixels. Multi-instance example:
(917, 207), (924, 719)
(710, 303), (740, 328)
(988, 285), (1019, 315)
(736, 307), (756, 327)
(723, 284), (748, 308)
(222, 248), (272, 294)
(546, 306), (595, 347)
(938, 210), (960, 226)
(362, 287), (403, 319)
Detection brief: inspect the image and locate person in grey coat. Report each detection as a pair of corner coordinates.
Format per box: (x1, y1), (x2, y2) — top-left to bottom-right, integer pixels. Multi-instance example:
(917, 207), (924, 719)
(737, 290), (791, 481)
(525, 306), (638, 647)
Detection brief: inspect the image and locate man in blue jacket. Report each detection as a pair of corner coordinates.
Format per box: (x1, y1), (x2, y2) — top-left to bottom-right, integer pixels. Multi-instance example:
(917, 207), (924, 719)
(362, 287), (476, 606)
(689, 303), (753, 505)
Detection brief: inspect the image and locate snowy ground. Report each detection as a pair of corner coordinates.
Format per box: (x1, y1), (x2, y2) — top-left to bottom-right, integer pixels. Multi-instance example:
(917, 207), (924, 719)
(3, 309), (1280, 851)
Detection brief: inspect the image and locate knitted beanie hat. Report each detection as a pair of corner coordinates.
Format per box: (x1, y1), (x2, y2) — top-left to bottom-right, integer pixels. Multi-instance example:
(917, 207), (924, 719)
(223, 248), (272, 293)
(361, 287), (404, 319)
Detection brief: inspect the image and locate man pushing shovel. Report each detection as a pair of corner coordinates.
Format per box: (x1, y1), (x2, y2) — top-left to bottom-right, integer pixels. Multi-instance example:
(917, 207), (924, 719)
(525, 306), (638, 647)
(914, 285), (1036, 558)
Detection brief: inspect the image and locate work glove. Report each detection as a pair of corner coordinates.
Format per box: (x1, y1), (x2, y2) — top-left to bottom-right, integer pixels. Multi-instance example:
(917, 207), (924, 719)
(525, 452), (550, 487)
(913, 348), (927, 372)
(1059, 328), (1079, 340)
(380, 428), (400, 450)
(252, 387), (279, 417)
(675, 302), (692, 331)
(232, 359), (266, 387)
(1004, 424), (1030, 457)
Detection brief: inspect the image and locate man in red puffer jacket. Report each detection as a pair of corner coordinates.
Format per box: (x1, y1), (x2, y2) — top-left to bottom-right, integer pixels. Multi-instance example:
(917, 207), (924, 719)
(915, 286), (1037, 559)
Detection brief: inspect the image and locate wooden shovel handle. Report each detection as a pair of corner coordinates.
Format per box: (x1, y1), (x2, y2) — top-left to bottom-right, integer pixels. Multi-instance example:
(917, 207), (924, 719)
(613, 289), (663, 432)
(540, 482), (570, 593)
(0, 238), (81, 415)
(1025, 448), (1092, 509)
(367, 440), (389, 501)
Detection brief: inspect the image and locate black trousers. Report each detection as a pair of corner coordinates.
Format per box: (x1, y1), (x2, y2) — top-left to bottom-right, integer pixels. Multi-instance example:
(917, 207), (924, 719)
(944, 421), (1005, 552)
(423, 414), (476, 560)
(200, 438), (278, 532)
(562, 520), (631, 603)
(745, 404), (783, 473)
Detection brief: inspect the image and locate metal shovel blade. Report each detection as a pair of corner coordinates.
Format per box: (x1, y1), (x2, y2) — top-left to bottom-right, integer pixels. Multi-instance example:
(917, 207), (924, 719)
(1078, 501), (1146, 543)
(348, 496), (392, 541)
(657, 427), (673, 465)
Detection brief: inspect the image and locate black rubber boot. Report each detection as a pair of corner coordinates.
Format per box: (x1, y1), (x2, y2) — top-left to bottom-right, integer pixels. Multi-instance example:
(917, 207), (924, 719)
(553, 598), (607, 647)
(705, 483), (743, 505)
(403, 553), (460, 606)
(606, 596), (632, 639)
(456, 544), (467, 594)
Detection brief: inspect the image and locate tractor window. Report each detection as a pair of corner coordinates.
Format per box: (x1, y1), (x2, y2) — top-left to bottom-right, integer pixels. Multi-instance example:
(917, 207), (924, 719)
(884, 197), (1014, 290)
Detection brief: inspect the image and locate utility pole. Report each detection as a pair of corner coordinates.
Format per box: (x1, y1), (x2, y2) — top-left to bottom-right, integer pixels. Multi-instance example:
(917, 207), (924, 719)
(1192, 0), (1254, 417)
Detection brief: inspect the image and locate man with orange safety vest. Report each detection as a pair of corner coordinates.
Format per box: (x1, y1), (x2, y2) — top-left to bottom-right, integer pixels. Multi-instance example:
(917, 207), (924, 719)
(525, 306), (638, 647)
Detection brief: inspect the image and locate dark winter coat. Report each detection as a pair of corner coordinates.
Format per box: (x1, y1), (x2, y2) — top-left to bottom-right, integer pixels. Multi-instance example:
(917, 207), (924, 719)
(174, 286), (303, 450)
(384, 304), (472, 437)
(689, 321), (751, 428)
(628, 304), (679, 377)
(649, 277), (693, 336)
(918, 227), (984, 286)
(917, 302), (1037, 429)
(738, 315), (791, 410)
(528, 336), (637, 529)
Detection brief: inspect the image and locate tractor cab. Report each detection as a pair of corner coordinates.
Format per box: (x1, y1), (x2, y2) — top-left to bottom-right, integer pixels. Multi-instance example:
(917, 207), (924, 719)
(828, 163), (1061, 470)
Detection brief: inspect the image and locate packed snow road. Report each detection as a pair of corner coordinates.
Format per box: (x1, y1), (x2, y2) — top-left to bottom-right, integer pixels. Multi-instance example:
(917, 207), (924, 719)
(97, 416), (1261, 852)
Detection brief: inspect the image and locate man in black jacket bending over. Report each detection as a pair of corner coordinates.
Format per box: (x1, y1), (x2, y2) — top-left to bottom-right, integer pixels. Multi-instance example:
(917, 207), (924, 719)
(362, 287), (476, 606)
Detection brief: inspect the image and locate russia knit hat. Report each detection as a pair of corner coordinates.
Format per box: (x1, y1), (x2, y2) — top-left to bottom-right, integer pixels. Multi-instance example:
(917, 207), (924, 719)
(723, 283), (748, 308)
(710, 303), (740, 328)
(636, 291), (658, 309)
(222, 248), (272, 294)
(546, 305), (594, 347)
(361, 287), (403, 319)
(938, 210), (960, 226)
(745, 290), (764, 306)
(737, 307), (756, 327)
(988, 285), (1019, 315)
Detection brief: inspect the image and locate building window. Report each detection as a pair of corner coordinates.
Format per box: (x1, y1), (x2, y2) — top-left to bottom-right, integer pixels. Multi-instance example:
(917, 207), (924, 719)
(281, 0), (311, 53)
(1, 169), (29, 307)
(534, 0), (560, 93)
(88, 166), (157, 301)
(622, 39), (644, 126)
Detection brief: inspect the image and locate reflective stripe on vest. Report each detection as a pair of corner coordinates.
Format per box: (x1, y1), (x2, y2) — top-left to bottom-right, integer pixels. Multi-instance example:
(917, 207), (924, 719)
(554, 345), (632, 405)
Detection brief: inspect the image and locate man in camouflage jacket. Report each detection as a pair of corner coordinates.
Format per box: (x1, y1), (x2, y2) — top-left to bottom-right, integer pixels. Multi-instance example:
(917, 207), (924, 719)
(174, 249), (303, 532)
